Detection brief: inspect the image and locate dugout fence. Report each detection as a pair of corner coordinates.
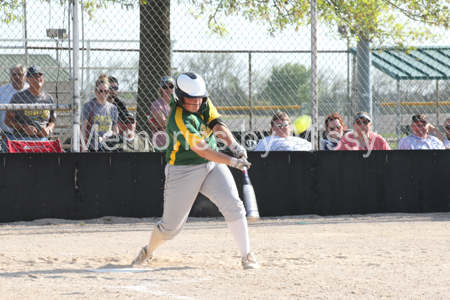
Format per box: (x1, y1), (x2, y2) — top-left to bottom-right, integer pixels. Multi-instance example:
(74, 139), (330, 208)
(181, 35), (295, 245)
(1, 0), (450, 151)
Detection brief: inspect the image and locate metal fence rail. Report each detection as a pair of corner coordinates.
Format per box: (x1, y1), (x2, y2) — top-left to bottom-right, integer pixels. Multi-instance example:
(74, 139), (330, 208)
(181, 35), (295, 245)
(1, 0), (450, 153)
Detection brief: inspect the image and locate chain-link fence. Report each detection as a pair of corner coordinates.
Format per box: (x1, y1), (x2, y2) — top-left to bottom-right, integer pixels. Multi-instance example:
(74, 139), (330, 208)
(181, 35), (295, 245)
(1, 0), (450, 153)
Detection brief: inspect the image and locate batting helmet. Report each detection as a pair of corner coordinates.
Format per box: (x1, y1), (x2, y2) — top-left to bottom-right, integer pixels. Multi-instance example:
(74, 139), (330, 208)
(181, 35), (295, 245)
(174, 72), (209, 109)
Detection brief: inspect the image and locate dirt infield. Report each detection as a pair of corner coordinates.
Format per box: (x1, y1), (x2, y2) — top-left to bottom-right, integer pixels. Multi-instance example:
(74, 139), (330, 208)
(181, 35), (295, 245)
(1, 213), (449, 299)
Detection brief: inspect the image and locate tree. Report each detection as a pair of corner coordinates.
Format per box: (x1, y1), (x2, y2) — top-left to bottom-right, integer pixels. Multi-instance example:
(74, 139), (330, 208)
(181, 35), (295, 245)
(137, 0), (171, 133)
(177, 53), (249, 107)
(191, 0), (450, 47)
(258, 63), (310, 106)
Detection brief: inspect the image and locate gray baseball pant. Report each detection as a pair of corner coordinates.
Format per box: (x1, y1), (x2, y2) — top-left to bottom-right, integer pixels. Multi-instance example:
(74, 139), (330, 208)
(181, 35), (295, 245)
(153, 162), (246, 240)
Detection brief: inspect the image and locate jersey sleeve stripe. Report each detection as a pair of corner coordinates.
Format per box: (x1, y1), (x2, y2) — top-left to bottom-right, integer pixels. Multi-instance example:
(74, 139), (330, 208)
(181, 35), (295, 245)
(169, 139), (180, 165)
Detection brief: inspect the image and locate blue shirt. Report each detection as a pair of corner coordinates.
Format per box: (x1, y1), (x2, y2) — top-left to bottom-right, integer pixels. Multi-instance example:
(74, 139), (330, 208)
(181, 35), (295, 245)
(320, 138), (339, 151)
(398, 134), (444, 150)
(0, 82), (29, 133)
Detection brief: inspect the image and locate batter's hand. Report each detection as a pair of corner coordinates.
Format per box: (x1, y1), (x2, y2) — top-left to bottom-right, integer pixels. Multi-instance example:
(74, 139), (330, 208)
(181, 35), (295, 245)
(229, 157), (251, 170)
(230, 141), (247, 159)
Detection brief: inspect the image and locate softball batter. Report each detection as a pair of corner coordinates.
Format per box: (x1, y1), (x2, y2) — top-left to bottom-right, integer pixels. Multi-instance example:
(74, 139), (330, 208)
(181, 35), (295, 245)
(131, 72), (259, 270)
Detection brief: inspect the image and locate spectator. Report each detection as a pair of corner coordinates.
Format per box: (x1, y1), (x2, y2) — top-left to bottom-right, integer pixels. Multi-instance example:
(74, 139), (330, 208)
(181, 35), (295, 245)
(253, 112), (312, 153)
(4, 66), (56, 141)
(108, 76), (128, 118)
(0, 64), (29, 152)
(105, 110), (154, 152)
(320, 112), (346, 151)
(82, 74), (118, 152)
(149, 76), (174, 149)
(398, 114), (444, 150)
(335, 111), (390, 151)
(443, 117), (450, 149)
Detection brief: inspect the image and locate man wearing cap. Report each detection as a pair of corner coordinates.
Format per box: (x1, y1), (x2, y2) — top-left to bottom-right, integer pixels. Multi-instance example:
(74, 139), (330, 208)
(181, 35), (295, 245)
(105, 110), (154, 152)
(398, 114), (445, 150)
(0, 64), (29, 152)
(4, 66), (56, 141)
(335, 111), (390, 153)
(149, 76), (174, 150)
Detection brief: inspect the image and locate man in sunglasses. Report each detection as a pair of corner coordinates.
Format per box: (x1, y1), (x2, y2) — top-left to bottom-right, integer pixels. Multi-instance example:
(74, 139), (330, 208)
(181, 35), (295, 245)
(335, 112), (390, 152)
(398, 114), (444, 150)
(104, 110), (154, 152)
(254, 112), (311, 153)
(108, 76), (128, 119)
(4, 66), (56, 141)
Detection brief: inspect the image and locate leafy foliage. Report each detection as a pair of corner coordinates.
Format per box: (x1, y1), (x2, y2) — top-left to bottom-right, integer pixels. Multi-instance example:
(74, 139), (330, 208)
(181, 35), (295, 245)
(258, 62), (311, 106)
(176, 53), (249, 106)
(191, 0), (450, 47)
(0, 0), (147, 24)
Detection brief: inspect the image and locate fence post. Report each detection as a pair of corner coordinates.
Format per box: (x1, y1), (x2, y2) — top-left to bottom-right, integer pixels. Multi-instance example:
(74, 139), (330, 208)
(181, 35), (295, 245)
(396, 80), (401, 142)
(310, 0), (318, 150)
(71, 0), (81, 152)
(436, 80), (439, 125)
(248, 52), (253, 131)
(356, 37), (371, 115)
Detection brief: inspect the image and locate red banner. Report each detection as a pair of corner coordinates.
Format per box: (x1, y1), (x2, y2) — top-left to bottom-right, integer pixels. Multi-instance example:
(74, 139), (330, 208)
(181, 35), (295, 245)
(7, 139), (63, 153)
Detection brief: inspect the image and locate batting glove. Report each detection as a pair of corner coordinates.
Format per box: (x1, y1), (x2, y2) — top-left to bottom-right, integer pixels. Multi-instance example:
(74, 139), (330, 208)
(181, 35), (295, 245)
(229, 157), (251, 170)
(230, 141), (247, 159)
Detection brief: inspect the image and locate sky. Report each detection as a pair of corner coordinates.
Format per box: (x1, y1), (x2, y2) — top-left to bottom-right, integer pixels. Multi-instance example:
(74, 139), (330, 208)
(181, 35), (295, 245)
(0, 0), (449, 95)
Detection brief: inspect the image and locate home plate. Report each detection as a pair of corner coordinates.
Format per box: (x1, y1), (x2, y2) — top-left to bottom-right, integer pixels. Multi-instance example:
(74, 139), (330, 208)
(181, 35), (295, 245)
(87, 268), (151, 273)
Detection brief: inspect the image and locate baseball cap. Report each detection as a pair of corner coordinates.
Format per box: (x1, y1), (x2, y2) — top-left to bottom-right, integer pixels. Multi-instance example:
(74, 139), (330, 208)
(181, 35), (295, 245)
(353, 112), (371, 123)
(160, 76), (174, 87)
(119, 110), (136, 123)
(26, 66), (44, 77)
(412, 114), (428, 124)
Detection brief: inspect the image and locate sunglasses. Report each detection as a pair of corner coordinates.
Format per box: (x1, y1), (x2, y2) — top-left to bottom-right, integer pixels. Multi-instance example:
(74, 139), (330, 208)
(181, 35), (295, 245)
(274, 122), (290, 128)
(109, 86), (119, 90)
(445, 126), (450, 130)
(96, 89), (109, 94)
(163, 85), (174, 89)
(355, 119), (369, 126)
(329, 126), (342, 131)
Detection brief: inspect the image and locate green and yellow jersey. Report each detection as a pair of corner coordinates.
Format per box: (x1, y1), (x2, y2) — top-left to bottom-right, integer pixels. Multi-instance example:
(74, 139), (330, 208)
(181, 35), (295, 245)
(165, 96), (221, 165)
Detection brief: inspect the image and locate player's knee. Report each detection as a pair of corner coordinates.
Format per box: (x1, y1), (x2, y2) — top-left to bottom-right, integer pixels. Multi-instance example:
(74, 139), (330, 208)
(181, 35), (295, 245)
(154, 222), (181, 240)
(221, 200), (246, 222)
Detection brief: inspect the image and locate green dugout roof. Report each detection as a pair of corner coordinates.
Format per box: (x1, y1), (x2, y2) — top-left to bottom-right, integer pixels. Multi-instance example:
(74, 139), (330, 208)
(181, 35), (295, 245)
(0, 54), (70, 83)
(350, 46), (450, 80)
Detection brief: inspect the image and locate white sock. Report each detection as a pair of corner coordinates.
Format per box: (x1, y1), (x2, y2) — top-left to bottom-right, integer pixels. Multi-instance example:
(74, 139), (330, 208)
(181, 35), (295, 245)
(227, 217), (251, 258)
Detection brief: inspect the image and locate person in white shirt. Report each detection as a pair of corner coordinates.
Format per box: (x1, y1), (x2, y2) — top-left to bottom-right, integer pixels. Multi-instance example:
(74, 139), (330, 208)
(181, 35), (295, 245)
(442, 117), (450, 149)
(254, 112), (311, 155)
(398, 114), (445, 150)
(0, 64), (29, 152)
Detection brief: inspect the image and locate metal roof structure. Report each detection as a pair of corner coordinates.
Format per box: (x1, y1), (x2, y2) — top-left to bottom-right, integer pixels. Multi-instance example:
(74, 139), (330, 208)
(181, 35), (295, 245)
(0, 54), (70, 82)
(350, 46), (450, 80)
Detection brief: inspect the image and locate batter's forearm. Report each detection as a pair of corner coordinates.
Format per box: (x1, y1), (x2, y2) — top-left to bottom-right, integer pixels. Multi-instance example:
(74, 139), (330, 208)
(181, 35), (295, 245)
(192, 142), (232, 165)
(212, 124), (236, 147)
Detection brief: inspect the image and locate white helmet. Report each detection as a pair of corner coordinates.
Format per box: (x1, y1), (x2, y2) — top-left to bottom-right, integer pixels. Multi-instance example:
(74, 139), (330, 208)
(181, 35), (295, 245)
(174, 72), (209, 108)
